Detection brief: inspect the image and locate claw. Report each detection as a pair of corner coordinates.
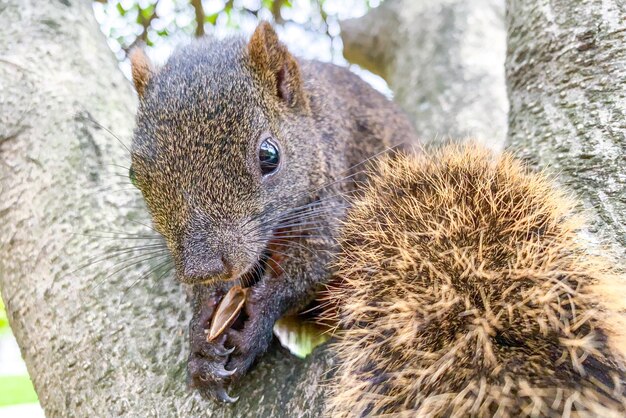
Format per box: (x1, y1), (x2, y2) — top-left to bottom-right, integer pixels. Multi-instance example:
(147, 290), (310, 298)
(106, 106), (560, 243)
(215, 386), (239, 404)
(214, 345), (235, 356)
(213, 365), (237, 379)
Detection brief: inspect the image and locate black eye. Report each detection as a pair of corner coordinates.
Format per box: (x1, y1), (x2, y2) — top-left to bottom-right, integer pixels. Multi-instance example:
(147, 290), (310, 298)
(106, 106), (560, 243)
(129, 167), (139, 188)
(259, 138), (280, 176)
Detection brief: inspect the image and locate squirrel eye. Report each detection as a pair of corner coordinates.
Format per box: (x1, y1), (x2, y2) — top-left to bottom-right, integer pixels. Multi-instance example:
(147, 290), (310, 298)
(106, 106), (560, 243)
(259, 138), (280, 176)
(129, 167), (139, 188)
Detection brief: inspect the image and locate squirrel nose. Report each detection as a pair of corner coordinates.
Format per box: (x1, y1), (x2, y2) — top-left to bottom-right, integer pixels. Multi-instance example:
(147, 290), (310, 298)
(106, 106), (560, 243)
(183, 256), (228, 280)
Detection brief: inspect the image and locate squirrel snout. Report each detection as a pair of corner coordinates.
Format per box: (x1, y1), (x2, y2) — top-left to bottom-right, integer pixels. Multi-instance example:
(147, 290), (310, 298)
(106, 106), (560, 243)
(182, 255), (229, 283)
(180, 223), (259, 284)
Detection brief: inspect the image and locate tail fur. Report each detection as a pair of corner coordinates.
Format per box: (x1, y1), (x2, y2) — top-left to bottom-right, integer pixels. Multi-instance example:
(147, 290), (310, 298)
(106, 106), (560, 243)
(325, 143), (626, 417)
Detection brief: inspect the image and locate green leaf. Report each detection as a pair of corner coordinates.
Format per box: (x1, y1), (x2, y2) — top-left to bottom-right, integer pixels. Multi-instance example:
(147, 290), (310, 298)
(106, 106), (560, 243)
(0, 376), (38, 406)
(273, 316), (331, 359)
(116, 2), (126, 17)
(205, 13), (219, 25)
(140, 4), (156, 20)
(0, 296), (8, 332)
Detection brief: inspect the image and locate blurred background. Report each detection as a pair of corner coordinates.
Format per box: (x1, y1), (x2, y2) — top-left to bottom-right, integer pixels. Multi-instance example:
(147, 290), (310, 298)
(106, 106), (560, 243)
(95, 0), (389, 91)
(0, 1), (382, 416)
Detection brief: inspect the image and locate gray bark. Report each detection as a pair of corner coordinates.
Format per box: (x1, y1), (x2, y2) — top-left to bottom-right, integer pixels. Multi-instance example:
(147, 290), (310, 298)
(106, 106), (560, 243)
(4, 0), (621, 416)
(0, 0), (329, 416)
(2, 0), (507, 413)
(341, 0), (509, 151)
(2, 0), (509, 415)
(506, 0), (626, 258)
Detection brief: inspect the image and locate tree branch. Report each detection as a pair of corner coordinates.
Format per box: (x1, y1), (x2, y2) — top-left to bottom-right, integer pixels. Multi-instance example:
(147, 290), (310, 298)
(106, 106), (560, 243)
(191, 0), (205, 37)
(0, 1), (329, 416)
(271, 0), (285, 24)
(341, 0), (508, 151)
(122, 1), (160, 54)
(506, 0), (626, 256)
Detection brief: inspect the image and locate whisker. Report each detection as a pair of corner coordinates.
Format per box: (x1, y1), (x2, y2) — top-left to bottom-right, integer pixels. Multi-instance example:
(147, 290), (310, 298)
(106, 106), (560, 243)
(245, 190), (357, 236)
(238, 260), (264, 289)
(92, 246), (169, 273)
(266, 240), (320, 255)
(91, 186), (141, 195)
(75, 227), (160, 239)
(73, 244), (168, 274)
(264, 248), (292, 259)
(245, 207), (344, 236)
(127, 219), (160, 234)
(88, 248), (171, 291)
(105, 173), (135, 181)
(264, 260), (286, 280)
(107, 163), (131, 171)
(75, 233), (163, 241)
(273, 218), (331, 230)
(271, 234), (329, 240)
(260, 144), (397, 219)
(122, 256), (174, 296)
(77, 111), (132, 156)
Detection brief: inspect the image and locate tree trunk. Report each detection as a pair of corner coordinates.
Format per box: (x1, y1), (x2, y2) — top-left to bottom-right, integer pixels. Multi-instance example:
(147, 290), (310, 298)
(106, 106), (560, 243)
(0, 0), (329, 416)
(0, 0), (510, 415)
(4, 0), (621, 416)
(506, 0), (626, 259)
(341, 0), (509, 150)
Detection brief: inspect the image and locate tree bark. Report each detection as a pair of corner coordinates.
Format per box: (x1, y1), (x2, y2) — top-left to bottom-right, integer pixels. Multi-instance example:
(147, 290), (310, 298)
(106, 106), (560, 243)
(506, 0), (626, 259)
(4, 0), (622, 416)
(0, 0), (329, 416)
(341, 0), (509, 151)
(1, 0), (509, 415)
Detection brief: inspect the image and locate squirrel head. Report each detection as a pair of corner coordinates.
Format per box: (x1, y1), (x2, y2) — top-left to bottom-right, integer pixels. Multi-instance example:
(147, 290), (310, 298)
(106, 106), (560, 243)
(129, 22), (321, 285)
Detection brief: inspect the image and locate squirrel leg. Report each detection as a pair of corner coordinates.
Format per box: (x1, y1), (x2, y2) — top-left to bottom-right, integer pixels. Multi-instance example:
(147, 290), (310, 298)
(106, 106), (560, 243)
(224, 238), (333, 379)
(187, 275), (302, 400)
(187, 287), (239, 403)
(187, 222), (335, 400)
(223, 282), (289, 379)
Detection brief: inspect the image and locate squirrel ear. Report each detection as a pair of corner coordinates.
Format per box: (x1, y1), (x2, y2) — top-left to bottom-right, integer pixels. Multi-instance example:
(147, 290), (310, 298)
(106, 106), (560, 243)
(129, 48), (154, 98)
(248, 22), (307, 109)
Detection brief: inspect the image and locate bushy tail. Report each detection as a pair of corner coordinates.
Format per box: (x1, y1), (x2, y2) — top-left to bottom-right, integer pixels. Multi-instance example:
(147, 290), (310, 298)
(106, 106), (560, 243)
(325, 143), (626, 417)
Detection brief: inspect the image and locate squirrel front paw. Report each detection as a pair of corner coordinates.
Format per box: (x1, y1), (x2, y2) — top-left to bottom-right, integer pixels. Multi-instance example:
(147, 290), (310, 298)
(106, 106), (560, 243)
(224, 305), (275, 381)
(188, 287), (276, 403)
(187, 293), (239, 403)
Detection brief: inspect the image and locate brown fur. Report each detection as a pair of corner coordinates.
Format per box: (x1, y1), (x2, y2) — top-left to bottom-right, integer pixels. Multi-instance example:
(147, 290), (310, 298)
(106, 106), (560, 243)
(326, 143), (626, 417)
(248, 22), (306, 108)
(129, 22), (417, 400)
(129, 48), (153, 98)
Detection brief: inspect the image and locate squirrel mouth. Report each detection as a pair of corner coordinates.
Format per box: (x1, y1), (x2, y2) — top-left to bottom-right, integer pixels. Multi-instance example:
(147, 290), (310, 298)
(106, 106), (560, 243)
(236, 236), (288, 289)
(238, 248), (271, 289)
(193, 239), (284, 287)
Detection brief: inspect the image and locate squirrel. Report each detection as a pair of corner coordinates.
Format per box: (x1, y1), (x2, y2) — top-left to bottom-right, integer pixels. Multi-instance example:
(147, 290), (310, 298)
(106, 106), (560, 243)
(128, 21), (417, 402)
(325, 143), (626, 417)
(128, 21), (626, 414)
